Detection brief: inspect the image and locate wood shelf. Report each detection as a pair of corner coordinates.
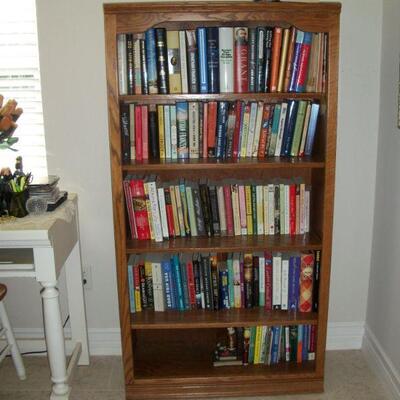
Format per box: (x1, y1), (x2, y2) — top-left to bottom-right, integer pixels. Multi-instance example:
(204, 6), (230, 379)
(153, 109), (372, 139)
(122, 156), (325, 172)
(120, 92), (325, 104)
(126, 232), (322, 254)
(131, 309), (318, 330)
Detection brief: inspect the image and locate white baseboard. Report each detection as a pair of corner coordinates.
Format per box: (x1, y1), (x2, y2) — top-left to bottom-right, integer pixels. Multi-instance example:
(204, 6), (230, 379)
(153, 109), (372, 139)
(363, 325), (400, 400)
(2, 322), (364, 356)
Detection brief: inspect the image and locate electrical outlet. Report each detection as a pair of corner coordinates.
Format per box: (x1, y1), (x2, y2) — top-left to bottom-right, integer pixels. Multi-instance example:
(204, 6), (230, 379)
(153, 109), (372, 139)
(82, 265), (93, 290)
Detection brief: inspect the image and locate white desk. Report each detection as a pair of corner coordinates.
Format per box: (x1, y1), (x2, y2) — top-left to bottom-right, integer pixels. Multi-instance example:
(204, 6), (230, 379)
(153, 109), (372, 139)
(0, 193), (89, 399)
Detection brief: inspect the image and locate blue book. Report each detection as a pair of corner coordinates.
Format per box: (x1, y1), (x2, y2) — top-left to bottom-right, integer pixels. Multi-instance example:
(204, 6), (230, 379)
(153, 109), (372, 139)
(268, 104), (281, 156)
(172, 255), (185, 310)
(302, 325), (309, 361)
(180, 260), (190, 310)
(288, 256), (300, 311)
(288, 30), (304, 92)
(127, 262), (136, 313)
(216, 101), (229, 158)
(162, 260), (174, 309)
(227, 256), (235, 308)
(281, 100), (299, 156)
(197, 28), (209, 93)
(271, 326), (281, 364)
(206, 27), (219, 93)
(145, 28), (158, 94)
(294, 32), (313, 93)
(304, 103), (320, 156)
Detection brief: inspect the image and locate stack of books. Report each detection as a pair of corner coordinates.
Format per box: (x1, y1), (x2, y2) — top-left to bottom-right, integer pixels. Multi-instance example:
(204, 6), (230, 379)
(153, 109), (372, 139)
(28, 175), (67, 211)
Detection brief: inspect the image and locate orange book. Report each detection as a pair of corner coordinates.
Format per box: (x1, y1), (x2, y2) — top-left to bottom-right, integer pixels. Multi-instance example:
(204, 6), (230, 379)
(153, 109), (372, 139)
(257, 104), (272, 158)
(283, 27), (297, 92)
(269, 27), (282, 93)
(299, 252), (314, 312)
(207, 101), (218, 157)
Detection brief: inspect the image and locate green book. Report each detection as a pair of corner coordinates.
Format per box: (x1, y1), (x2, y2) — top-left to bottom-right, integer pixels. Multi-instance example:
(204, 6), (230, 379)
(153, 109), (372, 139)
(290, 100), (308, 156)
(248, 326), (257, 364)
(251, 185), (257, 235)
(267, 104), (281, 156)
(227, 254), (235, 308)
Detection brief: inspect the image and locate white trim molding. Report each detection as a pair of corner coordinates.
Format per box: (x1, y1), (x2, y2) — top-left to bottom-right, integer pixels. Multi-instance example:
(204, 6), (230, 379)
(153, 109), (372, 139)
(326, 321), (365, 350)
(363, 325), (400, 400)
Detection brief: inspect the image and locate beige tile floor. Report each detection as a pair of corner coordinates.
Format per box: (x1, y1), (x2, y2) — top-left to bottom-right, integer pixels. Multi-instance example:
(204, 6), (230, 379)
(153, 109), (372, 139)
(0, 350), (390, 400)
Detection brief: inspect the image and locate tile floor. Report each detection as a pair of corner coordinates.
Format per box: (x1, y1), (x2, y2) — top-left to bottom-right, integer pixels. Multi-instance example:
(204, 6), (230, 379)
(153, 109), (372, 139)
(0, 350), (390, 400)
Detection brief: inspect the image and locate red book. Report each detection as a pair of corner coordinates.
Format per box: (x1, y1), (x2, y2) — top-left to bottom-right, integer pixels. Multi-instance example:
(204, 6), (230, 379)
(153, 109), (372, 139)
(129, 177), (150, 240)
(295, 34), (312, 92)
(134, 105), (143, 161)
(202, 102), (208, 158)
(123, 179), (137, 239)
(270, 27), (282, 93)
(232, 100), (242, 159)
(299, 252), (314, 313)
(233, 27), (249, 93)
(186, 261), (196, 308)
(264, 252), (273, 311)
(289, 184), (296, 235)
(223, 184), (234, 236)
(257, 104), (272, 158)
(141, 105), (149, 160)
(163, 186), (175, 238)
(207, 101), (217, 157)
(309, 325), (316, 353)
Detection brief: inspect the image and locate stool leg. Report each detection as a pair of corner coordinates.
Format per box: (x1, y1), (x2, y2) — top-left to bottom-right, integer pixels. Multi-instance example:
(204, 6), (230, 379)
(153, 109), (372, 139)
(0, 301), (26, 380)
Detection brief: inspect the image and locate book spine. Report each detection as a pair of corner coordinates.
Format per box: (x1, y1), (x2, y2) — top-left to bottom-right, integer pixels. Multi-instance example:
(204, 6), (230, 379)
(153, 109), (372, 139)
(277, 29), (290, 93)
(133, 263), (142, 312)
(240, 103), (251, 158)
(281, 100), (299, 156)
(224, 185), (234, 236)
(155, 28), (169, 94)
(202, 102), (208, 157)
(232, 254), (241, 308)
(145, 28), (158, 94)
(299, 252), (314, 312)
(246, 185), (254, 235)
(248, 28), (257, 93)
(252, 255), (259, 306)
(128, 104), (135, 161)
(257, 104), (271, 157)
(206, 27), (219, 94)
(258, 255), (265, 307)
(274, 102), (288, 156)
(201, 256), (213, 310)
(172, 255), (184, 310)
(157, 105), (165, 159)
(267, 184), (275, 234)
(185, 186), (198, 236)
(170, 105), (178, 160)
(140, 106), (148, 160)
(164, 187), (175, 237)
(147, 180), (163, 242)
(126, 34), (134, 95)
(209, 186), (220, 235)
(175, 184), (186, 237)
(123, 180), (137, 239)
(197, 28), (209, 93)
(274, 184), (280, 235)
(176, 102), (189, 159)
(217, 186), (227, 235)
(134, 105), (143, 161)
(199, 184), (213, 237)
(216, 101), (229, 158)
(263, 28), (273, 92)
(207, 101), (218, 157)
(120, 104), (130, 163)
(210, 255), (219, 310)
(219, 27), (234, 93)
(270, 27), (282, 93)
(186, 30), (199, 93)
(166, 30), (182, 94)
(256, 185), (264, 235)
(193, 260), (202, 308)
(192, 185), (206, 236)
(140, 39), (149, 95)
(117, 34), (128, 95)
(148, 104), (158, 159)
(246, 102), (258, 157)
(290, 100), (308, 156)
(180, 182), (191, 236)
(186, 261), (196, 308)
(252, 101), (264, 157)
(128, 262), (136, 313)
(295, 32), (313, 93)
(298, 103), (312, 157)
(162, 261), (174, 309)
(180, 260), (190, 310)
(289, 30), (305, 92)
(272, 254), (282, 309)
(313, 250), (320, 312)
(143, 182), (154, 240)
(289, 184), (296, 235)
(284, 27), (297, 92)
(234, 27), (249, 93)
(179, 31), (189, 94)
(157, 187), (170, 239)
(227, 256), (235, 308)
(281, 258), (289, 310)
(133, 37), (142, 94)
(144, 261), (154, 309)
(130, 178), (150, 240)
(304, 103), (320, 156)
(255, 27), (266, 93)
(169, 185), (181, 237)
(243, 253), (253, 308)
(152, 262), (165, 312)
(238, 185), (247, 235)
(139, 263), (148, 308)
(188, 102), (200, 158)
(239, 259), (245, 307)
(225, 103), (236, 158)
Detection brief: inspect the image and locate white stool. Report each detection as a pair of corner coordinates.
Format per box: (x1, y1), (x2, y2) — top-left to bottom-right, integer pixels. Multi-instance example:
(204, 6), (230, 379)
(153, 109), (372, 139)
(0, 283), (26, 380)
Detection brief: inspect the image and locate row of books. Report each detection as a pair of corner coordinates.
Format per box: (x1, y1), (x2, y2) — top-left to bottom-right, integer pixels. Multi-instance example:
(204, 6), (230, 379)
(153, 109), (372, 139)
(124, 177), (311, 241)
(127, 251), (319, 313)
(117, 26), (327, 95)
(213, 325), (316, 367)
(120, 100), (320, 162)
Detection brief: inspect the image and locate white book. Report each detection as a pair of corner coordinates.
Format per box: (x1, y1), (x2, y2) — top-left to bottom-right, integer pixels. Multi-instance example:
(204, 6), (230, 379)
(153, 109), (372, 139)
(252, 102), (264, 157)
(300, 183), (305, 234)
(256, 185), (264, 235)
(246, 102), (258, 157)
(216, 186), (227, 235)
(232, 253), (241, 308)
(263, 186), (269, 236)
(258, 254), (265, 306)
(299, 103), (312, 156)
(218, 27), (234, 93)
(231, 185), (241, 236)
(305, 189), (310, 233)
(268, 184), (275, 235)
(117, 34), (128, 95)
(240, 104), (250, 158)
(147, 180), (163, 242)
(284, 185), (290, 234)
(179, 31), (189, 94)
(152, 260), (166, 312)
(164, 105), (171, 159)
(279, 184), (285, 235)
(281, 258), (289, 310)
(175, 184), (186, 237)
(274, 102), (288, 156)
(188, 102), (199, 158)
(128, 104), (135, 160)
(157, 187), (170, 239)
(185, 186), (198, 236)
(272, 254), (282, 308)
(170, 105), (178, 160)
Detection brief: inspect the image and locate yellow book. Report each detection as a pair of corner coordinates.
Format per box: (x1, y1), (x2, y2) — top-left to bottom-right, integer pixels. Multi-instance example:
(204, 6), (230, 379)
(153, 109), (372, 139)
(169, 185), (181, 237)
(277, 28), (290, 92)
(245, 185), (253, 236)
(157, 105), (165, 159)
(134, 265), (142, 312)
(167, 31), (182, 94)
(254, 326), (262, 364)
(143, 182), (154, 240)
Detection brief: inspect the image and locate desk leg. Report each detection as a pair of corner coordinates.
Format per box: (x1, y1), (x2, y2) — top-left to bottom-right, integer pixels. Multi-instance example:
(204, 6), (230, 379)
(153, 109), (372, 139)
(40, 282), (70, 400)
(65, 242), (89, 365)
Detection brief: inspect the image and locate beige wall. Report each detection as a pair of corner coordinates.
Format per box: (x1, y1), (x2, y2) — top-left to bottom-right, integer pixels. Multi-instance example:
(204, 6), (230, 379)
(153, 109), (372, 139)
(2, 0), (383, 351)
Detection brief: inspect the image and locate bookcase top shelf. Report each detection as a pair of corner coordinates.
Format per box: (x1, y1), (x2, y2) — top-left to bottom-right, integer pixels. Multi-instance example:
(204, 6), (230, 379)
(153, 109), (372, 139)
(120, 93), (325, 104)
(131, 309), (318, 330)
(126, 232), (322, 254)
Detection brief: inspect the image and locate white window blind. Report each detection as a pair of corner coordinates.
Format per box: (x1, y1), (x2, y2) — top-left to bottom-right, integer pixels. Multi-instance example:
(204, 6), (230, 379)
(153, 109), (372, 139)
(0, 0), (47, 178)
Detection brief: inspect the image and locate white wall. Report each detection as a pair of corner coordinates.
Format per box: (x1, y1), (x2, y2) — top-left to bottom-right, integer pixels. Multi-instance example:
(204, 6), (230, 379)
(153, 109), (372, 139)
(364, 0), (400, 390)
(2, 0), (383, 351)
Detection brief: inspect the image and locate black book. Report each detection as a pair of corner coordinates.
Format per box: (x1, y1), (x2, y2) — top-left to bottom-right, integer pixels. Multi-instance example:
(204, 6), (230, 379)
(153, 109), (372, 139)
(252, 255), (259, 307)
(145, 265), (154, 309)
(148, 104), (159, 159)
(155, 28), (169, 94)
(210, 254), (219, 310)
(139, 263), (148, 309)
(216, 101), (229, 159)
(140, 39), (149, 95)
(192, 184), (206, 236)
(255, 27), (266, 93)
(281, 100), (299, 156)
(126, 33), (134, 95)
(201, 254), (213, 310)
(186, 30), (199, 93)
(236, 328), (244, 362)
(206, 27), (219, 94)
(199, 183), (213, 237)
(274, 184), (280, 234)
(248, 28), (257, 92)
(263, 28), (273, 92)
(313, 250), (321, 312)
(208, 185), (220, 236)
(120, 104), (130, 163)
(193, 257), (202, 309)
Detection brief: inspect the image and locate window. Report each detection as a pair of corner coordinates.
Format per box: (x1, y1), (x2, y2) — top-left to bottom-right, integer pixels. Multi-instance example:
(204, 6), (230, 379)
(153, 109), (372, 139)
(0, 0), (47, 178)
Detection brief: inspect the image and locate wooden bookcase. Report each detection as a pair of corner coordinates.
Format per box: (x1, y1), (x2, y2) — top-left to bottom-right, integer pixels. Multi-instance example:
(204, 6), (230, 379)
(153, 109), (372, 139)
(103, 2), (340, 399)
